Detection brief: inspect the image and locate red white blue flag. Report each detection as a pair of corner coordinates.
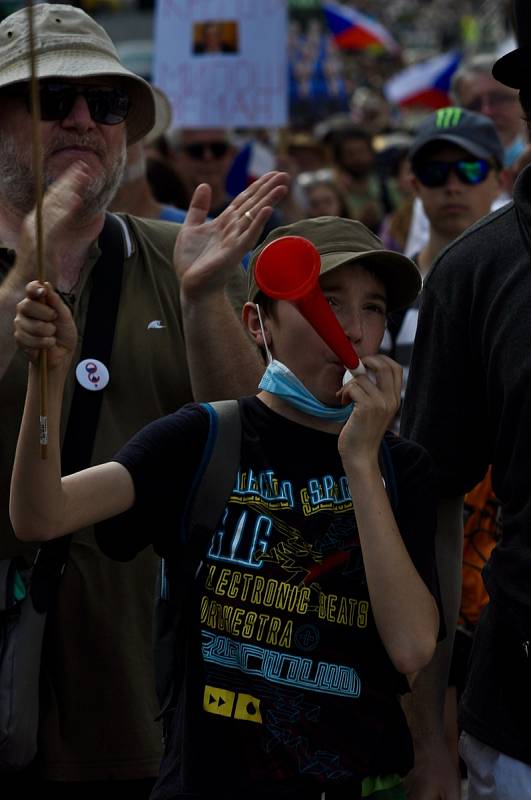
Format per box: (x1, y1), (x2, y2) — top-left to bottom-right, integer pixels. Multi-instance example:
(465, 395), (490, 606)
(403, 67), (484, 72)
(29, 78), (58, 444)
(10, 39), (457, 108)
(322, 2), (400, 55)
(384, 51), (462, 109)
(226, 140), (276, 197)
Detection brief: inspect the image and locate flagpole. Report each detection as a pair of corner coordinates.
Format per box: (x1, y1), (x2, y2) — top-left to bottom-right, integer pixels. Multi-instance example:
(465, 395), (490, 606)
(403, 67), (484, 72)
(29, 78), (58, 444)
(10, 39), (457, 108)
(26, 0), (48, 459)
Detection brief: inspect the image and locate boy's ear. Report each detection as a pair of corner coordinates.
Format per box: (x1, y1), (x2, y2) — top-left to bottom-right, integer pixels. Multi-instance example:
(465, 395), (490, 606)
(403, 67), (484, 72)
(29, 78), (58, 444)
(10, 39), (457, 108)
(242, 302), (271, 349)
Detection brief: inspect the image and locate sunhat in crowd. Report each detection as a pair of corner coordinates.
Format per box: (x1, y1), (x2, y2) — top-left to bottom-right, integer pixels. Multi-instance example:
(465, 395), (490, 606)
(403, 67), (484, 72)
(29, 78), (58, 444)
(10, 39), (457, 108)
(0, 3), (154, 143)
(248, 217), (422, 313)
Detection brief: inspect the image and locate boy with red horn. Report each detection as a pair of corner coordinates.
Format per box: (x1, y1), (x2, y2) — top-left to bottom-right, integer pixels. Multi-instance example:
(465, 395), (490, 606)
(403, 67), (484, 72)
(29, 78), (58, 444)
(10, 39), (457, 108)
(12, 213), (441, 799)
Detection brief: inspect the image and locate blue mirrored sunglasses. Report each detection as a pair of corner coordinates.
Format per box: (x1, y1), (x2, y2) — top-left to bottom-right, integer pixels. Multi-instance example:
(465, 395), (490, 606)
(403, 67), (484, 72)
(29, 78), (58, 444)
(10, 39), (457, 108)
(415, 158), (492, 188)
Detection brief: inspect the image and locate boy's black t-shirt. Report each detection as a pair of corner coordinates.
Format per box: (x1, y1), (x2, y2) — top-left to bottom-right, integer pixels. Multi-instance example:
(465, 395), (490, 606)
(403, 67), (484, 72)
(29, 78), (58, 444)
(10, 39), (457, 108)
(98, 396), (439, 797)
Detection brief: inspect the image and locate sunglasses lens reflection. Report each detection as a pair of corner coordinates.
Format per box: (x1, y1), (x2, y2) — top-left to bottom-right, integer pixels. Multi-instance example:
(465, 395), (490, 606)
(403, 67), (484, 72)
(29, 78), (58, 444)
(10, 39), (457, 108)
(416, 159), (491, 187)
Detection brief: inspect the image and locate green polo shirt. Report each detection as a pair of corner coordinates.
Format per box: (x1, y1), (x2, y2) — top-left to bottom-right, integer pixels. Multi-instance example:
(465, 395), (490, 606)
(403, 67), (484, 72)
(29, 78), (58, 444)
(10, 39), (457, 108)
(0, 214), (247, 780)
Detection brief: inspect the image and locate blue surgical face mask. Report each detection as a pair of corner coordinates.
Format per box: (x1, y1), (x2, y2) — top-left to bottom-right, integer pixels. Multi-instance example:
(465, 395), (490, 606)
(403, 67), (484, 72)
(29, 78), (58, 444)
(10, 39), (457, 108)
(255, 304), (354, 423)
(259, 359), (354, 422)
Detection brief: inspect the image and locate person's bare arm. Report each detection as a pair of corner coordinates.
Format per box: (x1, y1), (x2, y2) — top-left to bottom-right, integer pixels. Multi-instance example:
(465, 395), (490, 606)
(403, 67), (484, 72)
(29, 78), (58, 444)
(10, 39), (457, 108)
(10, 280), (135, 541)
(174, 172), (288, 400)
(9, 165), (136, 540)
(11, 360), (133, 538)
(403, 495), (464, 800)
(346, 465), (439, 673)
(338, 355), (439, 674)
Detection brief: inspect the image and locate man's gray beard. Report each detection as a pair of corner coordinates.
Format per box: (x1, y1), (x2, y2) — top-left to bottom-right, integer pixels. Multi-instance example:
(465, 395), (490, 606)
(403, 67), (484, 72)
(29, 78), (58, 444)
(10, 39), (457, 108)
(0, 136), (127, 221)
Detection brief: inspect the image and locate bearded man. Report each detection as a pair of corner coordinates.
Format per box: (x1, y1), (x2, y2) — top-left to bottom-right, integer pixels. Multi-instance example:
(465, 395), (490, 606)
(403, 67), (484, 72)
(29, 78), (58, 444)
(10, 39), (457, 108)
(0, 5), (287, 798)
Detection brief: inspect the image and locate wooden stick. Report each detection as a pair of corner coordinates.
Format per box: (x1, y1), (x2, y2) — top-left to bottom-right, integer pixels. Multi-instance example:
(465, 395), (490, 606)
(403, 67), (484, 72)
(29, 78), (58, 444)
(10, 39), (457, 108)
(26, 0), (47, 459)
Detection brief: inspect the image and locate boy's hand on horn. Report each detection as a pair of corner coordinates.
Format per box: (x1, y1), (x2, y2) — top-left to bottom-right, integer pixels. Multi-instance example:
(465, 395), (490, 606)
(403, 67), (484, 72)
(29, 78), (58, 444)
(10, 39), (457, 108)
(337, 354), (402, 472)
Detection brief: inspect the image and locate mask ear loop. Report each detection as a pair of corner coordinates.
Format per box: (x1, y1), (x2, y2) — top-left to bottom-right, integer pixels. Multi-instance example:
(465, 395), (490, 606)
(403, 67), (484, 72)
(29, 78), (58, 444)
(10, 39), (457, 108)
(255, 303), (272, 365)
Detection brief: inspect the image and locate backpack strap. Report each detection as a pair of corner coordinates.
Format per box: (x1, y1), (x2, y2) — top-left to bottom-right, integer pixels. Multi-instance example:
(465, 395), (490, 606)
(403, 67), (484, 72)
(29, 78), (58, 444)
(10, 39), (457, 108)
(378, 436), (398, 513)
(182, 399), (241, 555)
(61, 213), (127, 475)
(154, 399), (241, 717)
(31, 212), (126, 612)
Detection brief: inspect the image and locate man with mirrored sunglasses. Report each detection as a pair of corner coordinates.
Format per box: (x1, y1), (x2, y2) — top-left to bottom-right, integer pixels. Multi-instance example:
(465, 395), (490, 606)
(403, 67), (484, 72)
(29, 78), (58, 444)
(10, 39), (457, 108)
(409, 106), (505, 278)
(385, 107), (504, 415)
(401, 2), (531, 796)
(0, 4), (288, 799)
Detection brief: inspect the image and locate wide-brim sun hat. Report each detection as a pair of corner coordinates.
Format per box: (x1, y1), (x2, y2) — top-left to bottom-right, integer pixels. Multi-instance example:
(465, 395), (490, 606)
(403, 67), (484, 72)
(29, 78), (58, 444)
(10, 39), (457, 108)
(0, 3), (155, 144)
(248, 217), (422, 313)
(144, 86), (172, 146)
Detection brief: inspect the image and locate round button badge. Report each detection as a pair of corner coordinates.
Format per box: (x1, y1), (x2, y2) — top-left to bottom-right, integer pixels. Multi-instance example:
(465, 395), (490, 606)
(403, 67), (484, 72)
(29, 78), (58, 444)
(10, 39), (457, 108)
(75, 359), (110, 391)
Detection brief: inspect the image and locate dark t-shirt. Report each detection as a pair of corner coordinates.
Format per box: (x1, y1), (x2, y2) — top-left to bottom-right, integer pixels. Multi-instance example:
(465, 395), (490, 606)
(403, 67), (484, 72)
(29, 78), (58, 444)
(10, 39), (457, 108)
(99, 396), (439, 797)
(401, 164), (531, 763)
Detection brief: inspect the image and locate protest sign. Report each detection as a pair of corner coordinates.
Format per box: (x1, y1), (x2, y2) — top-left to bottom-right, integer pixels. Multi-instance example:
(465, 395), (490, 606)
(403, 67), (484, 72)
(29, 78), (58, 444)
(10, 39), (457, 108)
(153, 0), (288, 128)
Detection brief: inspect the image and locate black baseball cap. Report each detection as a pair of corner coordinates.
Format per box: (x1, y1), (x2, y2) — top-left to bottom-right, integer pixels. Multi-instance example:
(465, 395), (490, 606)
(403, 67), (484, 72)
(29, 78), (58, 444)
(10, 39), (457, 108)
(492, 0), (531, 89)
(409, 106), (504, 169)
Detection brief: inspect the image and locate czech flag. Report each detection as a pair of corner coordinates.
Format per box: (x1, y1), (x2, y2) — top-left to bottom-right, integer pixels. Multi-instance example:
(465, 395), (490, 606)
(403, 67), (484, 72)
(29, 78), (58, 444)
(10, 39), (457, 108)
(322, 2), (400, 55)
(384, 51), (462, 109)
(225, 140), (276, 197)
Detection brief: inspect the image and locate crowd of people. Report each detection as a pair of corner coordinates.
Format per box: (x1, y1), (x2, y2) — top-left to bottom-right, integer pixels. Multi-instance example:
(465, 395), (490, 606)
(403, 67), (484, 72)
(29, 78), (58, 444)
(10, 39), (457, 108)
(2, 1), (531, 799)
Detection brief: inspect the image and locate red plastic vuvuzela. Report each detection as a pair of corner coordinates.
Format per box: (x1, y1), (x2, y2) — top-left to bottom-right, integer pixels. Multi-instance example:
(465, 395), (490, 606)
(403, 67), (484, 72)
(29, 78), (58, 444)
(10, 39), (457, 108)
(254, 236), (363, 372)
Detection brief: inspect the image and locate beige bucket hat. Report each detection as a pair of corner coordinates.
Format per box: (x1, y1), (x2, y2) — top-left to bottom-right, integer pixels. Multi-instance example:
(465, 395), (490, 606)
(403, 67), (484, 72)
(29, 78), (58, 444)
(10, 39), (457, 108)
(144, 86), (172, 145)
(0, 3), (155, 144)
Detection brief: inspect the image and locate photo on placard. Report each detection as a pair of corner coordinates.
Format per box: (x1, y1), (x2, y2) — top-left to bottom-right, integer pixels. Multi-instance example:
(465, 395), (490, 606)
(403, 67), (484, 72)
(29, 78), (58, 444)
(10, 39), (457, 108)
(192, 20), (239, 55)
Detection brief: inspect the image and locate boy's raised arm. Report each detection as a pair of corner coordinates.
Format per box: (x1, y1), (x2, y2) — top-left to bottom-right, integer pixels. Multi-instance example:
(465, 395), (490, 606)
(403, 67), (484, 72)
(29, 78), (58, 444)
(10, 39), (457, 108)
(173, 171), (289, 402)
(10, 280), (134, 540)
(9, 164), (137, 541)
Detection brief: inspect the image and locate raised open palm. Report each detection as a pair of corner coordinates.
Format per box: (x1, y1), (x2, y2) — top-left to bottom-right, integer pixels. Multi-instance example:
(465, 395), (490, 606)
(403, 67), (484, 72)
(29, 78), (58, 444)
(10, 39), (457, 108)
(173, 171), (289, 299)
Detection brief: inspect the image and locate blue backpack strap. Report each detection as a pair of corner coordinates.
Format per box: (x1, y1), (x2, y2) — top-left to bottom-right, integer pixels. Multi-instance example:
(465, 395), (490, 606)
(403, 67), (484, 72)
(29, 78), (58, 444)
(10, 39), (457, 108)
(179, 401), (223, 545)
(184, 399), (241, 548)
(154, 399), (241, 718)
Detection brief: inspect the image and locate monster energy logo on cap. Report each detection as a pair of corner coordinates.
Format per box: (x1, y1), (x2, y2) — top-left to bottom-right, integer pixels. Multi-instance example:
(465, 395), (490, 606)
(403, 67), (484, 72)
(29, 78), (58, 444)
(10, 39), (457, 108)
(435, 107), (463, 128)
(410, 106), (505, 169)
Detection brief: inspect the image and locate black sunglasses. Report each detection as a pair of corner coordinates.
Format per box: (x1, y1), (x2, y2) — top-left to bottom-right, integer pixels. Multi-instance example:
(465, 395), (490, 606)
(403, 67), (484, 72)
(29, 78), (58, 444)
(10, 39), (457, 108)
(465, 91), (518, 112)
(183, 141), (230, 160)
(25, 82), (130, 125)
(414, 158), (492, 188)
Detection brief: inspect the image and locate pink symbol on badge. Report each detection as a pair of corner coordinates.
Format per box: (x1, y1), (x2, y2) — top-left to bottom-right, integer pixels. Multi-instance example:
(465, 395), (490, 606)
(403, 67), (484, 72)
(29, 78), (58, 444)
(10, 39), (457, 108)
(75, 358), (110, 391)
(85, 362), (100, 384)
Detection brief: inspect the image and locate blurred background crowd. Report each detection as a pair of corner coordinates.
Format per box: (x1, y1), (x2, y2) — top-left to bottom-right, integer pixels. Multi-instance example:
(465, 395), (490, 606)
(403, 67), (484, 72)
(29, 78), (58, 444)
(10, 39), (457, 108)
(0, 0), (520, 259)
